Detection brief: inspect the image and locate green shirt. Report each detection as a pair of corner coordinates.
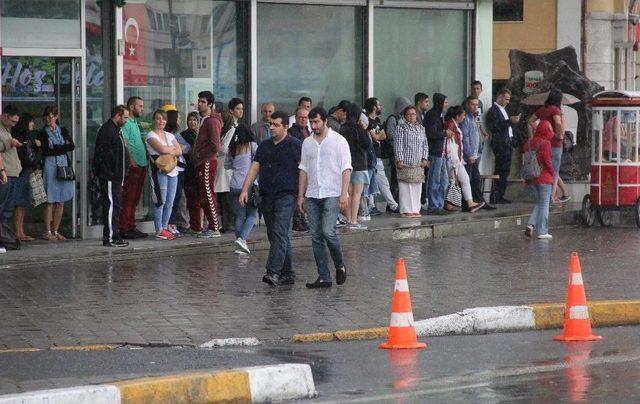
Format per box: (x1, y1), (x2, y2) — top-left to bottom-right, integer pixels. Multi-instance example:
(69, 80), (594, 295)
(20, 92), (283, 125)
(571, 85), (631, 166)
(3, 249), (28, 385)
(121, 118), (148, 167)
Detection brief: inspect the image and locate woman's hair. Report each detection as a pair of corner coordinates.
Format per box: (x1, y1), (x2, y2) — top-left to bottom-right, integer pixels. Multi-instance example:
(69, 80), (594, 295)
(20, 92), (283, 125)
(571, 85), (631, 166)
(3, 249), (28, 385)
(187, 111), (199, 122)
(228, 124), (253, 158)
(402, 105), (417, 117)
(13, 113), (34, 138)
(544, 89), (563, 108)
(228, 97), (244, 111)
(165, 110), (179, 133)
(346, 102), (361, 125)
(152, 109), (167, 122)
(444, 105), (465, 122)
(43, 105), (58, 117)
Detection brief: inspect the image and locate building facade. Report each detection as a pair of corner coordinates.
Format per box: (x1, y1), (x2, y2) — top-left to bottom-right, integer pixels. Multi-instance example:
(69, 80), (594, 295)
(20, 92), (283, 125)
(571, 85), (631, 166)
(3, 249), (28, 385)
(0, 0), (492, 238)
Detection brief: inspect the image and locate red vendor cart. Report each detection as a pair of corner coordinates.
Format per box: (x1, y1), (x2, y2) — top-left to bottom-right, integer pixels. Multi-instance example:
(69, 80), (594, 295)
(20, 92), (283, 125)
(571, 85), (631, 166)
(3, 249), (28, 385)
(583, 90), (640, 227)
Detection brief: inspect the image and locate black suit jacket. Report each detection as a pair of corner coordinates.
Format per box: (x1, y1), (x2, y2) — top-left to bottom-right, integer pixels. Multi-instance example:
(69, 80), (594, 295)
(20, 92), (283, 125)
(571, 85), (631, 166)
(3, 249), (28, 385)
(486, 104), (513, 155)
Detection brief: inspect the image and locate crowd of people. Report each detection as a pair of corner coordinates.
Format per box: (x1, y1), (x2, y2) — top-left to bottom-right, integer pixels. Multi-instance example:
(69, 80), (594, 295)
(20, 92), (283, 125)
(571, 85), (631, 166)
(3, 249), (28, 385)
(0, 81), (571, 268)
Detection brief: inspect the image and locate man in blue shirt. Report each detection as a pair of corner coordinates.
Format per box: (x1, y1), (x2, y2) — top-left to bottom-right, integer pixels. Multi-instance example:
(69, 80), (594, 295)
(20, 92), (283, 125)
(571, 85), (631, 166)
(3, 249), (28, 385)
(240, 111), (301, 286)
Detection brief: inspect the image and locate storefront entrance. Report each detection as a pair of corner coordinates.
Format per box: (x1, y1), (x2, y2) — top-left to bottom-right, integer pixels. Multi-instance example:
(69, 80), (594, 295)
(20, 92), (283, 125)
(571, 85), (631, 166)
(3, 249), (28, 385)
(1, 56), (83, 237)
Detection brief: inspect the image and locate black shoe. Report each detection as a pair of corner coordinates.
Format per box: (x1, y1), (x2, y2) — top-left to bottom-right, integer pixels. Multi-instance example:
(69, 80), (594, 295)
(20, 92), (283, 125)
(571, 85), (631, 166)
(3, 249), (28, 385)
(120, 230), (137, 240)
(292, 226), (309, 233)
(386, 206), (400, 214)
(370, 207), (382, 216)
(482, 203), (496, 210)
(279, 273), (296, 285)
(305, 278), (332, 289)
(103, 239), (129, 247)
(497, 198), (512, 204)
(262, 273), (279, 286)
(336, 267), (347, 285)
(133, 229), (148, 238)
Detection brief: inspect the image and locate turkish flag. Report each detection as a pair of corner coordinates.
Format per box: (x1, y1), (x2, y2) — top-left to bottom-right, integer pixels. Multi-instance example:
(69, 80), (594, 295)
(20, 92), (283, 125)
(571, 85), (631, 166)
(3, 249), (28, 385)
(123, 4), (147, 86)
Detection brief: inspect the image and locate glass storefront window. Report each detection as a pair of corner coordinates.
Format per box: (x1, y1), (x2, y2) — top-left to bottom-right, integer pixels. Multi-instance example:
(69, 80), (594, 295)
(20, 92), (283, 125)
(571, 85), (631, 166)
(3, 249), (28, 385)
(0, 0), (81, 49)
(122, 0), (247, 224)
(374, 8), (468, 118)
(257, 3), (364, 115)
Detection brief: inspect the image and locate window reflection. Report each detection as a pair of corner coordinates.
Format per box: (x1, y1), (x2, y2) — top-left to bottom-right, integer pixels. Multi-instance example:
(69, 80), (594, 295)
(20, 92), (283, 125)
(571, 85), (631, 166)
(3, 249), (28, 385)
(593, 111), (601, 163)
(602, 110), (622, 162)
(621, 111), (638, 162)
(257, 3), (364, 114)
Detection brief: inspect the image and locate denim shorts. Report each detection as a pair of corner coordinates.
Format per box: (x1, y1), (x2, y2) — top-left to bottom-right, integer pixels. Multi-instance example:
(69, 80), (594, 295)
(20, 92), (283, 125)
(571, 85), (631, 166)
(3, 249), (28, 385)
(350, 170), (370, 185)
(14, 171), (31, 207)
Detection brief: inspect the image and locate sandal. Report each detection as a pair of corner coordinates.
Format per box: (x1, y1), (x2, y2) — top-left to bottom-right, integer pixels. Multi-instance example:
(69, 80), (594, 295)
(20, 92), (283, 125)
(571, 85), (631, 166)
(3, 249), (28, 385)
(54, 232), (66, 241)
(42, 232), (57, 241)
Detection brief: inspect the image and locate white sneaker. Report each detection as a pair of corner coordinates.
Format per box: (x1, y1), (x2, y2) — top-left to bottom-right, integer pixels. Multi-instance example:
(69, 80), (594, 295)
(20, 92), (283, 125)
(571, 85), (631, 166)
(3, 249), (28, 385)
(234, 249), (248, 255)
(357, 215), (371, 221)
(0, 247), (6, 254)
(348, 223), (368, 230)
(537, 233), (553, 240)
(234, 237), (250, 254)
(421, 203), (429, 211)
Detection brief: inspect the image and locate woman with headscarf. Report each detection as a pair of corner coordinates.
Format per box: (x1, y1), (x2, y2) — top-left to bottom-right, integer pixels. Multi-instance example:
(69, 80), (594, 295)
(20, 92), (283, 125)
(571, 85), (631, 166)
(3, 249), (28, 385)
(395, 106), (429, 217)
(523, 120), (555, 239)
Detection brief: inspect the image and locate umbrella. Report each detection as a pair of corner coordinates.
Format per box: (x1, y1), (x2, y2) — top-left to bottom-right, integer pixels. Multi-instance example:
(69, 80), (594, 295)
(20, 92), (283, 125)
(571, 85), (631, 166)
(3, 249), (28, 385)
(521, 91), (581, 105)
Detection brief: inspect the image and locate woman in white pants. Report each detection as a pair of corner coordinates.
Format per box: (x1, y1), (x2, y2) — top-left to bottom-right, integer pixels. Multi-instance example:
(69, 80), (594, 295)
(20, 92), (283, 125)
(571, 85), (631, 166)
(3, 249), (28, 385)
(394, 106), (429, 217)
(444, 106), (485, 213)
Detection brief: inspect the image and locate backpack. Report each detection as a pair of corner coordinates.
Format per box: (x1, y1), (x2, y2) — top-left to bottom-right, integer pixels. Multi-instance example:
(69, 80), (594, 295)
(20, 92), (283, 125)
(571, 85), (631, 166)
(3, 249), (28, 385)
(521, 139), (542, 181)
(380, 115), (399, 159)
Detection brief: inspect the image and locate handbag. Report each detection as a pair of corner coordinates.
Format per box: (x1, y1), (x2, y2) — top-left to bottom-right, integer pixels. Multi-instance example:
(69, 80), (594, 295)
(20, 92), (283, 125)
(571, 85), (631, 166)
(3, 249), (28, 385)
(396, 165), (425, 183)
(56, 153), (75, 181)
(248, 146), (261, 208)
(29, 169), (47, 207)
(154, 154), (177, 174)
(563, 131), (574, 153)
(445, 167), (462, 207)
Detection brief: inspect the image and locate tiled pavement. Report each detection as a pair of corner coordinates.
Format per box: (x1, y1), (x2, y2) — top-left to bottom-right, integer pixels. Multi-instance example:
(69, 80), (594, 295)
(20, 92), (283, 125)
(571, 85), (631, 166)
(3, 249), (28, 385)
(1, 214), (639, 350)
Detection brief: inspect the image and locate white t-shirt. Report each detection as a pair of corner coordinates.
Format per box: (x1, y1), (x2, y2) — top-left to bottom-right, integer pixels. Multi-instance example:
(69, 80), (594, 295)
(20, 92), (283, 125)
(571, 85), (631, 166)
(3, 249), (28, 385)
(299, 129), (352, 199)
(146, 130), (179, 177)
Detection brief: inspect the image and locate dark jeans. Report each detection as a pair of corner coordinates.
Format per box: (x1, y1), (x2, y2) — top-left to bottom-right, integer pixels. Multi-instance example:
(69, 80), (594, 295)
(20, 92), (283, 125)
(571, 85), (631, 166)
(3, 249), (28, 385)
(420, 166), (430, 205)
(388, 159), (399, 203)
(305, 197), (345, 282)
(261, 193), (296, 277)
(465, 160), (484, 203)
(169, 170), (185, 226)
(0, 176), (17, 223)
(217, 192), (235, 232)
(493, 149), (511, 201)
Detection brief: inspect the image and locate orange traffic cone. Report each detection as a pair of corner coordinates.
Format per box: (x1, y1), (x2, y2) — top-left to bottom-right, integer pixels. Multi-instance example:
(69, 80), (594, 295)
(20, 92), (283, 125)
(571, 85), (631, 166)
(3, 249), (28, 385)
(380, 258), (426, 350)
(554, 252), (602, 342)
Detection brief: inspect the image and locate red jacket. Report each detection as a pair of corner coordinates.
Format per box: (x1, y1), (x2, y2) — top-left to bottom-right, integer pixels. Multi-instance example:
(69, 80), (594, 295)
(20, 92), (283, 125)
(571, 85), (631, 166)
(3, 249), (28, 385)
(193, 112), (222, 167)
(523, 120), (555, 185)
(535, 105), (563, 149)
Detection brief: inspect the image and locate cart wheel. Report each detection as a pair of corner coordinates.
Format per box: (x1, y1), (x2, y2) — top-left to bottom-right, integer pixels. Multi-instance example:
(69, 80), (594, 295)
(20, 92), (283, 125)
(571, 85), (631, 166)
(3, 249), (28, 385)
(581, 195), (595, 227)
(596, 208), (613, 227)
(635, 198), (640, 229)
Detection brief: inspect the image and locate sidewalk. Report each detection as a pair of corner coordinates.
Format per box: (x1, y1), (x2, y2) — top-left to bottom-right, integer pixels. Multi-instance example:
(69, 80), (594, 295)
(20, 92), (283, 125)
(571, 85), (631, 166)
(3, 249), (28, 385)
(0, 202), (578, 270)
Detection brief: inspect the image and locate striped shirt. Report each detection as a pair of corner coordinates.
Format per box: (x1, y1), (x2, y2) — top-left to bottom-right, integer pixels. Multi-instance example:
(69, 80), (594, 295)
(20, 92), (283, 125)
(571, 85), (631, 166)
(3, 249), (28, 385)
(394, 122), (429, 166)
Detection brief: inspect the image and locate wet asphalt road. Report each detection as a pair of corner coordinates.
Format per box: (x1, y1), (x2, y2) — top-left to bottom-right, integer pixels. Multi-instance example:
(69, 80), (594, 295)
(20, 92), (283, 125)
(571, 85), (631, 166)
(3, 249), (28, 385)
(1, 326), (640, 401)
(1, 226), (640, 349)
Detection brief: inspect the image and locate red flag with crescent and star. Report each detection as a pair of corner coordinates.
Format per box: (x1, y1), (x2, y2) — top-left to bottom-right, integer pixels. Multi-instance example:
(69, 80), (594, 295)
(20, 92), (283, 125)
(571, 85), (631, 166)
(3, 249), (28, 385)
(123, 4), (147, 86)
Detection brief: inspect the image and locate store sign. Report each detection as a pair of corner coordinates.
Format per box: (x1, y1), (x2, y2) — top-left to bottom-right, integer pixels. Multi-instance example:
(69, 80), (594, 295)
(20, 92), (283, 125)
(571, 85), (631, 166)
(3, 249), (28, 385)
(123, 4), (148, 86)
(523, 70), (543, 94)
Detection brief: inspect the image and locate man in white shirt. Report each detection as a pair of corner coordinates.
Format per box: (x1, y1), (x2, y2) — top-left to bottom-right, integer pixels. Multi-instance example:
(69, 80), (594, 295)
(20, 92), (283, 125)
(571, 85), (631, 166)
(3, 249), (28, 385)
(298, 107), (352, 289)
(288, 97), (312, 131)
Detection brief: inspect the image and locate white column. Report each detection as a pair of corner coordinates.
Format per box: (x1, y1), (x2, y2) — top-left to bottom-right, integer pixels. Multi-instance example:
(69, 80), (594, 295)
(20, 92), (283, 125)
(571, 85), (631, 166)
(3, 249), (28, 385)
(250, 0), (258, 122)
(115, 6), (124, 104)
(474, 0), (493, 107)
(366, 1), (374, 98)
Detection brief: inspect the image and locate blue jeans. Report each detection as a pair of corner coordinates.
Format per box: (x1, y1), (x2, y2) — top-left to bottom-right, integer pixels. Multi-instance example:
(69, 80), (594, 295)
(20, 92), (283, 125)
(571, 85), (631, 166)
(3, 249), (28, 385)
(528, 184), (552, 235)
(427, 156), (449, 210)
(305, 197), (345, 282)
(261, 193), (296, 276)
(551, 147), (562, 180)
(154, 173), (178, 231)
(230, 188), (258, 240)
(0, 177), (18, 222)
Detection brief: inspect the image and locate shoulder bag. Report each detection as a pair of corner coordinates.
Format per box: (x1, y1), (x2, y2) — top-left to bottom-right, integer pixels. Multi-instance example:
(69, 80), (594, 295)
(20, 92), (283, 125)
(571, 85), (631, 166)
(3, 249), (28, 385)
(444, 139), (462, 207)
(154, 154), (177, 174)
(56, 153), (75, 181)
(29, 169), (47, 207)
(249, 145), (261, 208)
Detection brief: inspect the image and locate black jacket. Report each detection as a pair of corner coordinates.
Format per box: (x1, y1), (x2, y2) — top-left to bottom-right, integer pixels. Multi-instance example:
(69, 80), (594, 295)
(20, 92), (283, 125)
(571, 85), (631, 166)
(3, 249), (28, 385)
(36, 127), (74, 158)
(287, 124), (310, 142)
(93, 119), (127, 183)
(423, 93), (447, 157)
(339, 122), (371, 171)
(486, 103), (514, 155)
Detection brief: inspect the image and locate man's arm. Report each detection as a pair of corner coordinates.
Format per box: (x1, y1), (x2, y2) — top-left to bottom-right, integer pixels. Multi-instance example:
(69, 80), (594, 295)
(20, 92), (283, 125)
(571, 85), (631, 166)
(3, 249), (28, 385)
(339, 169), (350, 212)
(239, 161), (260, 207)
(297, 170), (308, 213)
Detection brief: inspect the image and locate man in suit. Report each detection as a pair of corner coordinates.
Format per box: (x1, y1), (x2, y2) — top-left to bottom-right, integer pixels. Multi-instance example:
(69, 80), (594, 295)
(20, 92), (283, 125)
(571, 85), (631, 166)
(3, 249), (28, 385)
(486, 88), (520, 204)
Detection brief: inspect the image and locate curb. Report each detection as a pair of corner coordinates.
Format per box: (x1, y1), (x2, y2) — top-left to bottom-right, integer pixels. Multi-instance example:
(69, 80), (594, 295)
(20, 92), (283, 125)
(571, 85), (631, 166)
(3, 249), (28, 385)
(0, 363), (316, 404)
(291, 300), (640, 343)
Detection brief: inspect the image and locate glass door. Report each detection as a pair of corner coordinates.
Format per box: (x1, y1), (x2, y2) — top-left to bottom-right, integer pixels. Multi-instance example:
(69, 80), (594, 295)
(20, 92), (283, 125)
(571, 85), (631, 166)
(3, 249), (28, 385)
(0, 56), (82, 237)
